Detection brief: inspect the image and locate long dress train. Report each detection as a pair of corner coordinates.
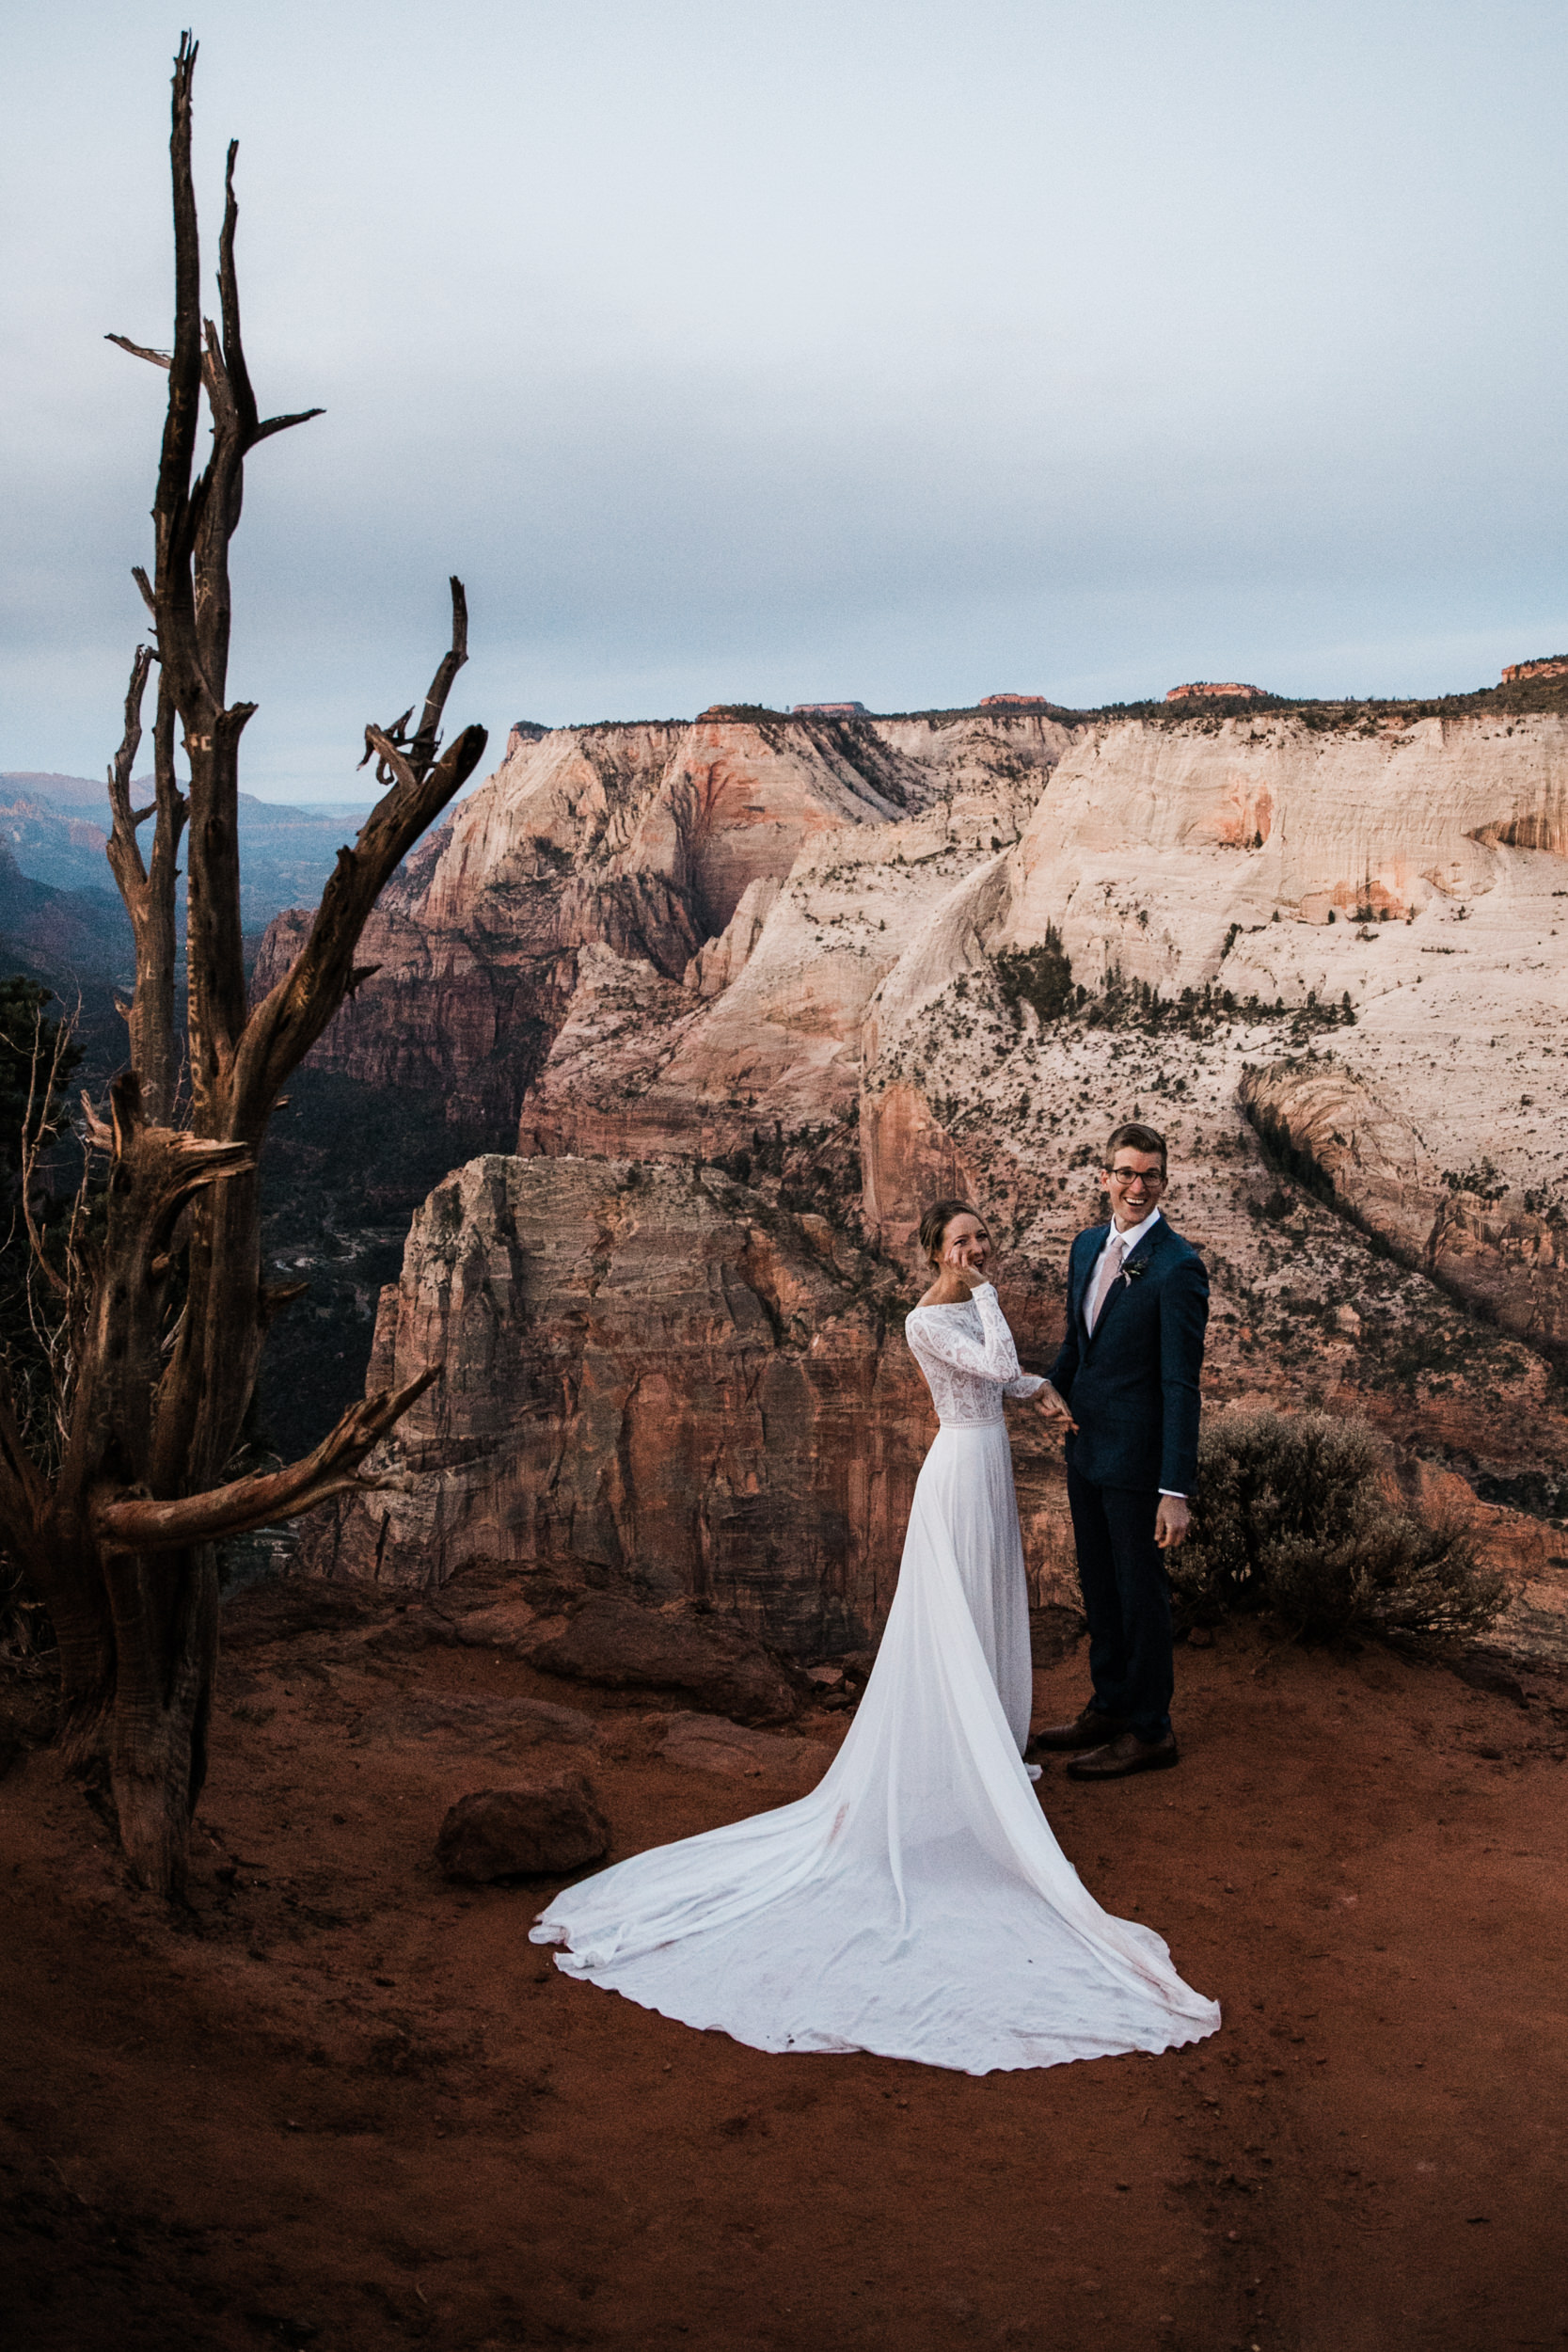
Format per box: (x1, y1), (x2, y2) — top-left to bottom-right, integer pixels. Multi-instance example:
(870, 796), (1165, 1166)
(530, 1281), (1220, 2074)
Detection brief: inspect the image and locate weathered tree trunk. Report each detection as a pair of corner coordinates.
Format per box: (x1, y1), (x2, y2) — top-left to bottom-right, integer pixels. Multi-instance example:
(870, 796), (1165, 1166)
(101, 1544), (217, 1899)
(0, 37), (486, 1896)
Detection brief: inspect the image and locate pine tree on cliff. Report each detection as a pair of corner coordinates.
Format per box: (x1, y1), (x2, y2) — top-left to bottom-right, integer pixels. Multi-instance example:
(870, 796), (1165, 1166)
(0, 37), (487, 1897)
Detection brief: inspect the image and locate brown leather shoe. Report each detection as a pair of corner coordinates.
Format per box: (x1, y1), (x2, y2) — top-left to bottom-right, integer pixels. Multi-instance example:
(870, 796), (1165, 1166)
(1065, 1729), (1180, 1779)
(1028, 1707), (1132, 1755)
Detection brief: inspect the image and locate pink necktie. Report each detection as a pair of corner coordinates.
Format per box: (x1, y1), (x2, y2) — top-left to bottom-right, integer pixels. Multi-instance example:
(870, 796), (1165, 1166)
(1085, 1235), (1127, 1336)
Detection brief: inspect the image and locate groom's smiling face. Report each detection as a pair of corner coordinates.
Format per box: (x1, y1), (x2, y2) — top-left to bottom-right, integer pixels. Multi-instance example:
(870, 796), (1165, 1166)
(1103, 1152), (1166, 1231)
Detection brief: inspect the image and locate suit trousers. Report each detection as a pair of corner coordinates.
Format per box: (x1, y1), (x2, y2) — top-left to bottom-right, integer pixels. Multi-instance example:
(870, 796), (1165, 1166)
(1066, 1462), (1174, 1741)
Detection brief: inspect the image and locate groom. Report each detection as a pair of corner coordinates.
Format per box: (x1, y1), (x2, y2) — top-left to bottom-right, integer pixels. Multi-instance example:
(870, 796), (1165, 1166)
(1032, 1121), (1209, 1779)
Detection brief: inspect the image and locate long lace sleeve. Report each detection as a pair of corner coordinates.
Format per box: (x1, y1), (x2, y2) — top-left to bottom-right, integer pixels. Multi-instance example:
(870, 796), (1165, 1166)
(906, 1284), (1025, 1383)
(1004, 1371), (1046, 1400)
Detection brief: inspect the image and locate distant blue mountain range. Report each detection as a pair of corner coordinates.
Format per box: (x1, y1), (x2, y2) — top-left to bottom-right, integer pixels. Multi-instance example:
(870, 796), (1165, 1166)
(0, 772), (380, 981)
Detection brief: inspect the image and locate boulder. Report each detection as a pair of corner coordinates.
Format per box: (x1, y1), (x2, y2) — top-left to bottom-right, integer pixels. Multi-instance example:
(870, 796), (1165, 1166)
(435, 1775), (610, 1883)
(398, 1693), (602, 1752)
(523, 1595), (802, 1724)
(655, 1711), (825, 1788)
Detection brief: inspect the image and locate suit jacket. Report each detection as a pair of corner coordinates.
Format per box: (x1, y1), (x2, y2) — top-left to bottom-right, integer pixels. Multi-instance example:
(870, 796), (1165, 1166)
(1047, 1216), (1209, 1494)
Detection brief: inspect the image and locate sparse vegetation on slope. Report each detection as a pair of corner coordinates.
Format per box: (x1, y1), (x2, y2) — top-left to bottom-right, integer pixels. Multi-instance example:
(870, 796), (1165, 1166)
(1174, 1406), (1504, 1642)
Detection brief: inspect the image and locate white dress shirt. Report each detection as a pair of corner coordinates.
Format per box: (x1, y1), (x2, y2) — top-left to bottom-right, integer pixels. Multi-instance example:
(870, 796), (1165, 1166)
(1083, 1206), (1185, 1499)
(1084, 1204), (1163, 1315)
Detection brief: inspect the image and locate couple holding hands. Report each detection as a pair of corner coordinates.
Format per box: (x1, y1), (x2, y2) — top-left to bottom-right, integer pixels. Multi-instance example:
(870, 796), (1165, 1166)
(533, 1120), (1220, 2075)
(917, 1117), (1208, 1783)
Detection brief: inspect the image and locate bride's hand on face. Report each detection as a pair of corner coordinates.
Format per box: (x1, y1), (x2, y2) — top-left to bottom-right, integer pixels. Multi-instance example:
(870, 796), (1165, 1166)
(942, 1236), (986, 1293)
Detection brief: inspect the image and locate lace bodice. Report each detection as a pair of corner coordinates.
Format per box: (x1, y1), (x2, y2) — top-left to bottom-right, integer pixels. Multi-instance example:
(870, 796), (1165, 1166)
(904, 1283), (1046, 1426)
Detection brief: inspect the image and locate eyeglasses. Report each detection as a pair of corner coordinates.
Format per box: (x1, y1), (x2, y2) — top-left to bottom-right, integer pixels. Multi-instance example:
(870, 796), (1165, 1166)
(1107, 1167), (1164, 1188)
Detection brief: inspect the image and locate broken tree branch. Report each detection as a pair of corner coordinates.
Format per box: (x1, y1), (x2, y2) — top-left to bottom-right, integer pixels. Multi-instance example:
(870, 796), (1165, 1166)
(106, 334), (172, 370)
(91, 1366), (440, 1551)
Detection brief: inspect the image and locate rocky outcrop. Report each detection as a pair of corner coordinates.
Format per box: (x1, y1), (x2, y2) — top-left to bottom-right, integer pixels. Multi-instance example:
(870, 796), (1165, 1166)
(435, 1777), (610, 1881)
(1005, 709), (1568, 965)
(298, 700), (1568, 1664)
(1164, 681), (1264, 702)
(1241, 1057), (1568, 1356)
(258, 709), (1070, 1137)
(306, 1154), (943, 1656)
(523, 1595), (802, 1724)
(511, 713), (1070, 1166)
(682, 874), (782, 999)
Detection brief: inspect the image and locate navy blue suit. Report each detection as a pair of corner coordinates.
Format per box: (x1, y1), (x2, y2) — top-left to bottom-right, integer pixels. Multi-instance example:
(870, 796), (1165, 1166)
(1047, 1216), (1209, 1740)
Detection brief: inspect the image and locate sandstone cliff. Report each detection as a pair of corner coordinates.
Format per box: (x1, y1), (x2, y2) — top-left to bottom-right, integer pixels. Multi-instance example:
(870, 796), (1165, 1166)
(1239, 1057), (1568, 1355)
(304, 696), (1568, 1656)
(308, 1152), (1085, 1652)
(255, 709), (1069, 1131)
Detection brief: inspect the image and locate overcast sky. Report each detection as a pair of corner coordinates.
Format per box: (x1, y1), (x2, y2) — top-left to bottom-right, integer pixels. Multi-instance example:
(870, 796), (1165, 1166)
(4, 0), (1565, 801)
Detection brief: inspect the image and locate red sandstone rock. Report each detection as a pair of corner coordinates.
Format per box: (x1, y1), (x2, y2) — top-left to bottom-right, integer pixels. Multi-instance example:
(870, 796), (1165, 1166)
(435, 1777), (610, 1881)
(1239, 1057), (1568, 1355)
(290, 702), (1568, 1670)
(653, 1710), (825, 1785)
(1164, 680), (1265, 701)
(303, 1155), (935, 1659)
(523, 1596), (803, 1724)
(1502, 657), (1568, 684)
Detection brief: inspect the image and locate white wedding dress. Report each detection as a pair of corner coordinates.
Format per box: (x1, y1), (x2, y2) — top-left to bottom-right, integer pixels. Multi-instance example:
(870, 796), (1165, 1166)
(531, 1282), (1220, 2073)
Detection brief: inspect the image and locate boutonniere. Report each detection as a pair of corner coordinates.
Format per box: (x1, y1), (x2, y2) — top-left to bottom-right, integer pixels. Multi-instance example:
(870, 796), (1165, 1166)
(1121, 1260), (1147, 1286)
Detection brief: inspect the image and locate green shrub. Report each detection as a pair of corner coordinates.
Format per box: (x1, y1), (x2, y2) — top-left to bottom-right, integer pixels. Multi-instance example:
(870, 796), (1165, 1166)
(994, 928), (1075, 1024)
(1172, 1407), (1505, 1643)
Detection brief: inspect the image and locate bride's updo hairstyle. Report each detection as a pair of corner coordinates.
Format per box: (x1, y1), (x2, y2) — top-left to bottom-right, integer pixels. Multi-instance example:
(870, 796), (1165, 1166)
(920, 1198), (980, 1270)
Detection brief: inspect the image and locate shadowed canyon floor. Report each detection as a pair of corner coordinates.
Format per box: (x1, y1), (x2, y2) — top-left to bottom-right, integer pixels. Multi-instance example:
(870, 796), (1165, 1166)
(3, 1579), (1566, 2352)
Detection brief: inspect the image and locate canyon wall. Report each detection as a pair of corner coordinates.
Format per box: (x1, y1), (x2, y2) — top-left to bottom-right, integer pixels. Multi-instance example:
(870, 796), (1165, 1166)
(1240, 1057), (1568, 1356)
(302, 700), (1568, 1653)
(307, 1152), (1082, 1646)
(259, 710), (1064, 1129)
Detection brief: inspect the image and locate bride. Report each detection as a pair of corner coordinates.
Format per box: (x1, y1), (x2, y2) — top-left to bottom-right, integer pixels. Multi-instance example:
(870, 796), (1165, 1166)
(531, 1199), (1220, 2073)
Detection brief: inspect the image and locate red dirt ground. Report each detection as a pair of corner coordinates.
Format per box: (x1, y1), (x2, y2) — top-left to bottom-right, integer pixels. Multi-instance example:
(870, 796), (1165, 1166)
(2, 1587), (1566, 2352)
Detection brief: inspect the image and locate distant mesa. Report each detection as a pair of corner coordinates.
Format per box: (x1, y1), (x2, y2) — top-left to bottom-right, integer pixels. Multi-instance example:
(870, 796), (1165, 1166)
(791, 700), (868, 717)
(1501, 656), (1568, 684)
(980, 692), (1051, 708)
(1164, 681), (1265, 703)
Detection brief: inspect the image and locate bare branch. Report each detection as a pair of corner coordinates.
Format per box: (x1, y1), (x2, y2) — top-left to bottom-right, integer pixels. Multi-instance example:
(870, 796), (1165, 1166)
(234, 680), (486, 1122)
(405, 578), (469, 780)
(17, 994), (80, 1299)
(0, 1366), (47, 1528)
(104, 644), (156, 901)
(151, 33), (204, 625)
(78, 1091), (113, 1152)
(253, 407), (325, 444)
(106, 334), (172, 370)
(361, 724), (419, 798)
(102, 644), (184, 1121)
(215, 141), (258, 439)
(91, 1366), (440, 1551)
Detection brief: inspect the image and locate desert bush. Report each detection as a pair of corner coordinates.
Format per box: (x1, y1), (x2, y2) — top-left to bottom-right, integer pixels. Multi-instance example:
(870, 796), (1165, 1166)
(1172, 1406), (1505, 1643)
(994, 927), (1076, 1024)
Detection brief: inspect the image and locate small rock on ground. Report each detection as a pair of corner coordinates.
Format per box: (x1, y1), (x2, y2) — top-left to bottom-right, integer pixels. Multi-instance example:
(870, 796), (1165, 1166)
(523, 1595), (800, 1724)
(436, 1775), (610, 1882)
(657, 1712), (825, 1788)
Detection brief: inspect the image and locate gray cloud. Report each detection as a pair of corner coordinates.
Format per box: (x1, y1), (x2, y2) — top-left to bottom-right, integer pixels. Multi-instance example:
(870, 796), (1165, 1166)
(3, 0), (1564, 797)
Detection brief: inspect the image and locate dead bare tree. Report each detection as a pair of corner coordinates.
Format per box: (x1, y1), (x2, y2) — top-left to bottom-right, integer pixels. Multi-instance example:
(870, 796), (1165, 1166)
(0, 36), (487, 1895)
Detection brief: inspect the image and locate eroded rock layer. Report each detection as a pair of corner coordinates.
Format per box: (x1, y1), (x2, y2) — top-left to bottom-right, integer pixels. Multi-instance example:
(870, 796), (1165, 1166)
(299, 697), (1568, 1658)
(310, 1156), (929, 1653)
